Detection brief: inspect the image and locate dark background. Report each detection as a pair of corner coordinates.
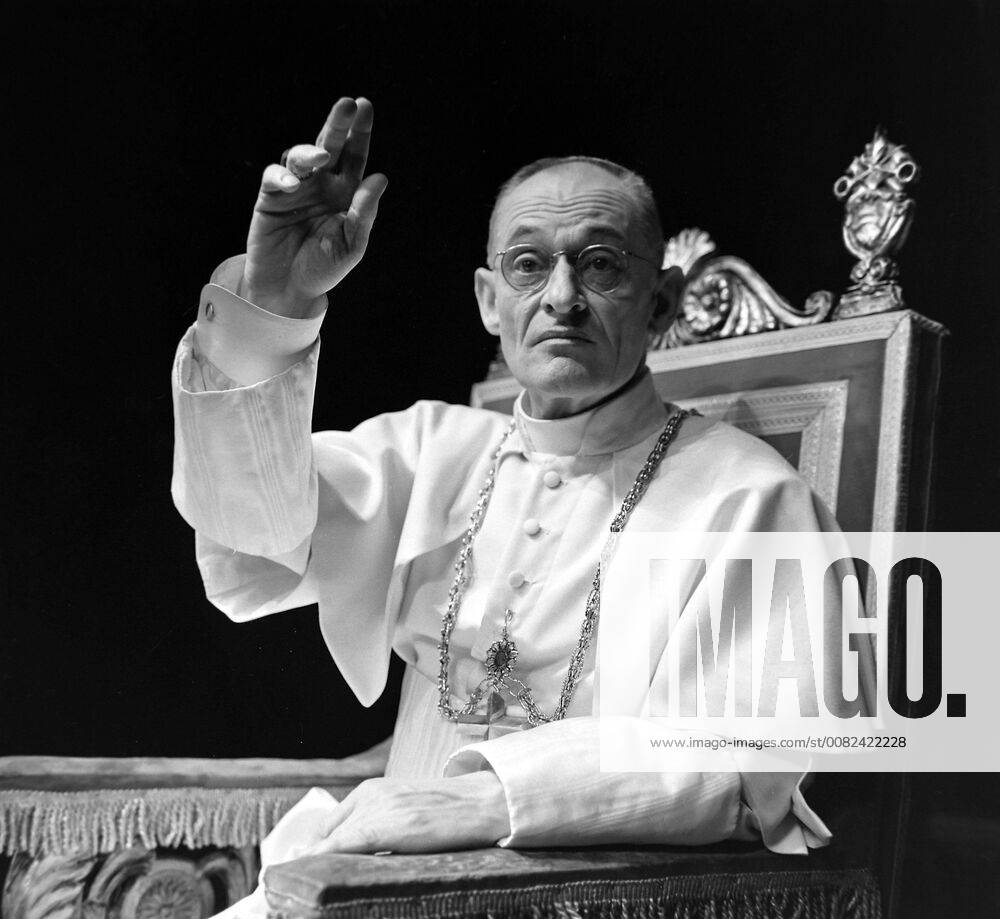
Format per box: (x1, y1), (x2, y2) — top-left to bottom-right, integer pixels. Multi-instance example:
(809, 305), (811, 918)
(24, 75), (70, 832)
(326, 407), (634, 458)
(4, 0), (999, 912)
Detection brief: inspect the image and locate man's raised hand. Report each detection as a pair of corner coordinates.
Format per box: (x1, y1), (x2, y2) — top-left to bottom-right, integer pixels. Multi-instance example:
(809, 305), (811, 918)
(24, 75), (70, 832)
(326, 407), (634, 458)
(241, 97), (388, 318)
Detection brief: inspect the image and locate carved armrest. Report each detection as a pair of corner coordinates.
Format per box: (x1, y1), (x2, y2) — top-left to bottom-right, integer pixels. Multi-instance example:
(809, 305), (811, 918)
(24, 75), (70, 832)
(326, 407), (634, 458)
(0, 737), (393, 792)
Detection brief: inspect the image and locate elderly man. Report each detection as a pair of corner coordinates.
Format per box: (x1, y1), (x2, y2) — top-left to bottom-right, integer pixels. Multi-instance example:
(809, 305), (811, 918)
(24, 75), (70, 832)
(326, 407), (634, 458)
(172, 97), (833, 894)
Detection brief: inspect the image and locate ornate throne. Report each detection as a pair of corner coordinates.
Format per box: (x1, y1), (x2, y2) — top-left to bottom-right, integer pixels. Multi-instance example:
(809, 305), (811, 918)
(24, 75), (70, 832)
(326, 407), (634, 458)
(1, 131), (946, 919)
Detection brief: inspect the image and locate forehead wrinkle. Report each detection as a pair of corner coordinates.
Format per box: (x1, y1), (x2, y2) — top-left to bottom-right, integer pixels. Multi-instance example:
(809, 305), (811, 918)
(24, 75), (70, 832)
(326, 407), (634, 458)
(504, 224), (628, 251)
(508, 222), (625, 238)
(498, 217), (635, 251)
(503, 190), (634, 219)
(504, 210), (630, 229)
(503, 203), (631, 224)
(498, 200), (637, 244)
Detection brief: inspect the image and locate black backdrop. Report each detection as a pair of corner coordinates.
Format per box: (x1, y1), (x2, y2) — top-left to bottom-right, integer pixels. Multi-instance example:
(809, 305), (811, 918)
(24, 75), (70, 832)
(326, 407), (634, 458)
(6, 0), (999, 754)
(4, 1), (999, 901)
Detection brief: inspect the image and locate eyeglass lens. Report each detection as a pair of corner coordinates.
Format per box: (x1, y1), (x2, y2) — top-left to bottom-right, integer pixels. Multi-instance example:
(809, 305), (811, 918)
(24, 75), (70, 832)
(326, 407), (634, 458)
(500, 245), (629, 293)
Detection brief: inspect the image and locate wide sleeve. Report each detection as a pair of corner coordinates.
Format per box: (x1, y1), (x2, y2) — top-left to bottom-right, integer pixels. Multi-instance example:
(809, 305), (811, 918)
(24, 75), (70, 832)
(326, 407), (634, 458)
(171, 261), (429, 703)
(172, 254), (329, 564)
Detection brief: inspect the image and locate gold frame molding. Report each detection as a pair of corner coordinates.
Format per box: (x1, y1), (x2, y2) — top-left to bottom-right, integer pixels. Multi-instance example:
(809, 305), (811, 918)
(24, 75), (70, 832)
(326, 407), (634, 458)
(673, 381), (849, 513)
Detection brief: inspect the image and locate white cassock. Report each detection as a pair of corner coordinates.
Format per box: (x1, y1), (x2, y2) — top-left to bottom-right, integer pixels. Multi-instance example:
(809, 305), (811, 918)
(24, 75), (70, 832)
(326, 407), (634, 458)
(173, 259), (834, 917)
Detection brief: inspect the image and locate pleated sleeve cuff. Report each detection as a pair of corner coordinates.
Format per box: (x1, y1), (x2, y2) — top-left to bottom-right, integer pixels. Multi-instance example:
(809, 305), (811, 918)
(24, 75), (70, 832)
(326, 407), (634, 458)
(171, 325), (320, 557)
(444, 718), (741, 849)
(192, 254), (326, 388)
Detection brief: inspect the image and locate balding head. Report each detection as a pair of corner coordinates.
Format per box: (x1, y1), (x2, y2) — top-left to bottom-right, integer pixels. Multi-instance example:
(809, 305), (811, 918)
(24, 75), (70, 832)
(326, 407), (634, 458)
(486, 156), (665, 265)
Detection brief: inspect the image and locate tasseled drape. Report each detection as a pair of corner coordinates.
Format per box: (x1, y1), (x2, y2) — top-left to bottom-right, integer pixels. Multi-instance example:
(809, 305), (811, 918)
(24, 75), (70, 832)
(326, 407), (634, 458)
(0, 788), (303, 857)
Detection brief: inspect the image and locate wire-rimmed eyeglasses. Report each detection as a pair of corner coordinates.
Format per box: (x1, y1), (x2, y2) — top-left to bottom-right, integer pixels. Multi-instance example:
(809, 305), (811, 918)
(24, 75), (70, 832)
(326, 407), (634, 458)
(492, 244), (660, 295)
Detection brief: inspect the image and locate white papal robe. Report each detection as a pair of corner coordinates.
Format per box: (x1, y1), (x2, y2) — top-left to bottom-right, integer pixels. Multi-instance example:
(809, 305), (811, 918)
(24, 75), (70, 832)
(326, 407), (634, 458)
(172, 259), (835, 912)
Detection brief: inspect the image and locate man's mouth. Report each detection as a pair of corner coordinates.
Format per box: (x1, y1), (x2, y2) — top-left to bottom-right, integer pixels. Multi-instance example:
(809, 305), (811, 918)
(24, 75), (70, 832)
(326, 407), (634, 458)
(534, 329), (592, 344)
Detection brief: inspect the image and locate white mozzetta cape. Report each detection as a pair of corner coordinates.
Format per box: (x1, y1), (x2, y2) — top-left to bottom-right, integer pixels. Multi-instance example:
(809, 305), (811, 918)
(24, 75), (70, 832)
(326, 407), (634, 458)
(172, 263), (834, 855)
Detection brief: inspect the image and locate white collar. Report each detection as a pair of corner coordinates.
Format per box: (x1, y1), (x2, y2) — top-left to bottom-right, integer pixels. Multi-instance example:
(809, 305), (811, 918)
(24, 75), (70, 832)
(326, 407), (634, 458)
(512, 368), (669, 457)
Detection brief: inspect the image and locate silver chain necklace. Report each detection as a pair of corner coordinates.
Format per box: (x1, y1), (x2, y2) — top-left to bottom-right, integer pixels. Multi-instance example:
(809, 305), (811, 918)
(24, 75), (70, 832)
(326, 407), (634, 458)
(436, 408), (697, 727)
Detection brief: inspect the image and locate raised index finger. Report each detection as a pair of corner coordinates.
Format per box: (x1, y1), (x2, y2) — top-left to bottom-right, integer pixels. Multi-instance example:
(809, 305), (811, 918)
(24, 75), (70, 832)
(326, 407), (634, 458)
(339, 97), (374, 184)
(316, 97), (358, 163)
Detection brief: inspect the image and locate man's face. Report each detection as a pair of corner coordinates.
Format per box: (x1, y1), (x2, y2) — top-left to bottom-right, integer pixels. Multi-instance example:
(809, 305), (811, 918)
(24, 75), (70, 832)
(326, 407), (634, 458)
(475, 164), (666, 419)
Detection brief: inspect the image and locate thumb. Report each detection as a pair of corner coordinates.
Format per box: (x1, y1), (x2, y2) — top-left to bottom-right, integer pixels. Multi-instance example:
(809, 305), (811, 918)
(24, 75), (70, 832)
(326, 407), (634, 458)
(345, 173), (388, 252)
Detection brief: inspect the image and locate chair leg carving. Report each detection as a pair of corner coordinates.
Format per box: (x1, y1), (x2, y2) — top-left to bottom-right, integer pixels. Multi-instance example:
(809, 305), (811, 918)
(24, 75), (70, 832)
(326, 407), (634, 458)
(2, 853), (97, 919)
(2, 848), (258, 919)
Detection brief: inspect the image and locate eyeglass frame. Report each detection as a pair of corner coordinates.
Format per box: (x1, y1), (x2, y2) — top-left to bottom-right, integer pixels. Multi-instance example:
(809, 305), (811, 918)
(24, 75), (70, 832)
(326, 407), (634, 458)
(490, 243), (662, 295)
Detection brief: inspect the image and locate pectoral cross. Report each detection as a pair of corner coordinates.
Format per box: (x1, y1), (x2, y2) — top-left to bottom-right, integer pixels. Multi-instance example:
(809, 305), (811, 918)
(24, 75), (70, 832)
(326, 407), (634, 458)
(456, 690), (530, 740)
(455, 609), (533, 740)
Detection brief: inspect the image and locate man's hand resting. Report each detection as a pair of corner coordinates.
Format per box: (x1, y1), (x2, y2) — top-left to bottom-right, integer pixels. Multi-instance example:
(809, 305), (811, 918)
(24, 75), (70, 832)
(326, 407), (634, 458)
(307, 773), (511, 854)
(241, 97), (388, 318)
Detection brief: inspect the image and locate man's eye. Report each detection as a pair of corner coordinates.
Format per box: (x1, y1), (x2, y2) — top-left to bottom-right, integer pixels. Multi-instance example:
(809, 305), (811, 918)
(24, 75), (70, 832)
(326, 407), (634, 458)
(512, 254), (545, 274)
(578, 248), (623, 272)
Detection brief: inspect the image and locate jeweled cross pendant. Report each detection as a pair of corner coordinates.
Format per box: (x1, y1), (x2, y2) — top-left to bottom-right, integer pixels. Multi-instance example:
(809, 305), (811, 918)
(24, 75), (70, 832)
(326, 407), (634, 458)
(455, 690), (530, 740)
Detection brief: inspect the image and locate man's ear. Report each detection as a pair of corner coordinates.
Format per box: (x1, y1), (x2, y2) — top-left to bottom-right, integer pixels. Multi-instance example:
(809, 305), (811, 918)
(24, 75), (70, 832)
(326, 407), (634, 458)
(649, 265), (686, 334)
(475, 267), (500, 335)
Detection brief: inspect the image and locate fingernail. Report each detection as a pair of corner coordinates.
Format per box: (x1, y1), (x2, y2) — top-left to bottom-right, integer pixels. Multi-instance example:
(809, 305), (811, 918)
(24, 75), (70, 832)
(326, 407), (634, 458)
(281, 174), (300, 187)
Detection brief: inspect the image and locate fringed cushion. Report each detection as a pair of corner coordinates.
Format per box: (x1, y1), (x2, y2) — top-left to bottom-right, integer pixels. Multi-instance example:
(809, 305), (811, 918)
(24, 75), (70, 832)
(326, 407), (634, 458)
(263, 848), (882, 919)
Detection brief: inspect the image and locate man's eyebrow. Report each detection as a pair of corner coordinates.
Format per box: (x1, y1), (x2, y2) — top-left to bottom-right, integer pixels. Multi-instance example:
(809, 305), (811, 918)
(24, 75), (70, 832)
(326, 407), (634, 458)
(503, 224), (628, 244)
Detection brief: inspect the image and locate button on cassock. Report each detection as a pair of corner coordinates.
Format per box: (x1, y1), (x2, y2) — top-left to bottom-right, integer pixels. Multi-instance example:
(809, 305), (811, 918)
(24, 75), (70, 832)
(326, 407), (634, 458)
(522, 518), (541, 536)
(507, 570), (526, 588)
(543, 470), (562, 488)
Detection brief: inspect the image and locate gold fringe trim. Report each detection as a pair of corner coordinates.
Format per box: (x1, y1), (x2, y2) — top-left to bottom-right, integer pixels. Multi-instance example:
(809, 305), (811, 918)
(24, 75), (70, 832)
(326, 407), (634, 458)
(276, 871), (882, 919)
(0, 788), (305, 857)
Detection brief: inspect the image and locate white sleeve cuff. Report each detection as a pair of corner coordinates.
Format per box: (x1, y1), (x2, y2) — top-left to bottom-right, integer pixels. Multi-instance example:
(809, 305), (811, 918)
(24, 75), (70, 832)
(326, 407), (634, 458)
(194, 255), (327, 386)
(732, 749), (833, 854)
(443, 718), (740, 849)
(443, 720), (831, 854)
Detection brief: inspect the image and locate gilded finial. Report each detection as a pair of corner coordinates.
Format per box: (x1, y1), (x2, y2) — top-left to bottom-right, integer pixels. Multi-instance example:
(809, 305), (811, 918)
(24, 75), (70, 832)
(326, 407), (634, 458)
(832, 128), (919, 318)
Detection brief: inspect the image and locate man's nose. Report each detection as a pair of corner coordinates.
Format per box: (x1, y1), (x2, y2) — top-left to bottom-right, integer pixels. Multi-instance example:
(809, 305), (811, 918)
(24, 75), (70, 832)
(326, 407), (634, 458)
(541, 257), (586, 315)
